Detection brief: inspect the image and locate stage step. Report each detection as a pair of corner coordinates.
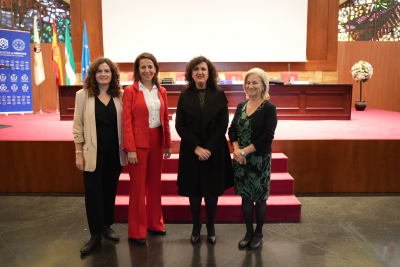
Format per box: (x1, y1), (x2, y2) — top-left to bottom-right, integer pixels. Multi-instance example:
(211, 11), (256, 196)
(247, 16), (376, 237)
(114, 195), (301, 222)
(115, 152), (300, 222)
(122, 153), (288, 174)
(116, 172), (294, 196)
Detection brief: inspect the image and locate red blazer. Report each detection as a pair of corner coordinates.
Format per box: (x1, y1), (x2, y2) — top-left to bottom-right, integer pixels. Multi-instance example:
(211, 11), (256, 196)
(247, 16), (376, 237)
(122, 81), (172, 151)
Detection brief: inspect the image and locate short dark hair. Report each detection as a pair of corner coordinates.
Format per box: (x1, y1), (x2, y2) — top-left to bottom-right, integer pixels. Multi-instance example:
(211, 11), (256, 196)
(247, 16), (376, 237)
(185, 56), (219, 89)
(83, 57), (121, 97)
(134, 52), (160, 87)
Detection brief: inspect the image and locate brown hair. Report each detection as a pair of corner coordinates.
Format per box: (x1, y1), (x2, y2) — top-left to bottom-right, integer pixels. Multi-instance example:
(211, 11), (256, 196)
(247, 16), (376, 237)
(83, 57), (121, 97)
(185, 56), (219, 89)
(134, 52), (160, 87)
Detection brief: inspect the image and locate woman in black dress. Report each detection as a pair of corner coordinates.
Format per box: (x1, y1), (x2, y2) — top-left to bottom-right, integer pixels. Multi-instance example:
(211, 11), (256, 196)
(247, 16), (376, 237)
(73, 57), (127, 254)
(175, 56), (233, 244)
(228, 68), (277, 250)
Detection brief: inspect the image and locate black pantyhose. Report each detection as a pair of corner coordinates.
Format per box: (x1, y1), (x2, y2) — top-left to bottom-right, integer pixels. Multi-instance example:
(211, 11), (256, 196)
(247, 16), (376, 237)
(189, 196), (218, 236)
(241, 199), (267, 234)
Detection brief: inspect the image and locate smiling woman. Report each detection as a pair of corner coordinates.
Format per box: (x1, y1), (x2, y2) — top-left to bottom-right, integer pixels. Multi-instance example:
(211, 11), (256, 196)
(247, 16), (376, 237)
(73, 57), (127, 254)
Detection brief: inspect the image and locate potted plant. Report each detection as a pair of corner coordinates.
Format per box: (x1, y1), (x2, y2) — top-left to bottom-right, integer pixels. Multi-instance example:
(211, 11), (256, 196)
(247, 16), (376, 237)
(350, 61), (373, 111)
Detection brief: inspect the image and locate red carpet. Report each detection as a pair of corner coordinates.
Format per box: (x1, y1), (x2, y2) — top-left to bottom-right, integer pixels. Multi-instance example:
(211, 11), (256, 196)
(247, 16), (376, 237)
(1, 108), (399, 141)
(114, 153), (302, 222)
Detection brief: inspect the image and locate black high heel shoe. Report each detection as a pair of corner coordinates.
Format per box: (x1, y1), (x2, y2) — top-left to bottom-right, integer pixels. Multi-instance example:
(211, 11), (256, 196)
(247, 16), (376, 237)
(206, 223), (216, 244)
(249, 232), (263, 250)
(238, 232), (253, 248)
(191, 223), (202, 244)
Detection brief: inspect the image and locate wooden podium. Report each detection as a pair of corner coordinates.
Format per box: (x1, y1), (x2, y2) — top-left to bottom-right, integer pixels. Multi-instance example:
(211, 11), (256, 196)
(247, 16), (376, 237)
(59, 84), (353, 121)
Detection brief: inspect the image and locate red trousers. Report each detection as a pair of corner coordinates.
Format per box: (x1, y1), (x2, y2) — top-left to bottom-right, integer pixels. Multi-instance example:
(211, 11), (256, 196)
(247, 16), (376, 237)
(128, 126), (164, 239)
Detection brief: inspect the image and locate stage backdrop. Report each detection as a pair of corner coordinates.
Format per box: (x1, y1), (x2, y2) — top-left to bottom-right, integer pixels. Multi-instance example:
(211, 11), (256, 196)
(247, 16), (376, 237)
(0, 29), (33, 114)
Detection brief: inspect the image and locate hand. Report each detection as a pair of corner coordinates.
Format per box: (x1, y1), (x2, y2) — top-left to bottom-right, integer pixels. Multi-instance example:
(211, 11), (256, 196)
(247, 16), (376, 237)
(194, 146), (211, 161)
(164, 147), (172, 159)
(237, 155), (247, 165)
(128, 151), (138, 164)
(76, 153), (85, 171)
(233, 148), (242, 161)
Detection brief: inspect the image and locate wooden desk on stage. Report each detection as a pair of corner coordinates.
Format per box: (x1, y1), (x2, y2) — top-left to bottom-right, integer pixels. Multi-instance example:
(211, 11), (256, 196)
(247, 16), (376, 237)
(59, 84), (353, 121)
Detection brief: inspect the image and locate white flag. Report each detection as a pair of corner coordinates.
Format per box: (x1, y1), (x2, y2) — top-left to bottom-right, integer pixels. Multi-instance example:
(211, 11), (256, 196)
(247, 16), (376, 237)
(33, 17), (45, 85)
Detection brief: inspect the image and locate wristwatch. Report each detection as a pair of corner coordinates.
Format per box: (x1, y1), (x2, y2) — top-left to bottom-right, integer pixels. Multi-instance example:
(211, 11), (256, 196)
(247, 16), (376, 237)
(75, 150), (83, 154)
(241, 150), (246, 156)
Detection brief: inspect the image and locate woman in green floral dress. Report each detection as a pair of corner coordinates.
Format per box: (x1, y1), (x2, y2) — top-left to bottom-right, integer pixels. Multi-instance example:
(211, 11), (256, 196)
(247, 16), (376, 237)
(228, 68), (277, 250)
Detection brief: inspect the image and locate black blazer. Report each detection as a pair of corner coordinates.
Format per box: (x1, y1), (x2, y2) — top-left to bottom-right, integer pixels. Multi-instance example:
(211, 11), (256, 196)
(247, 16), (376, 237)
(175, 86), (234, 197)
(228, 100), (278, 155)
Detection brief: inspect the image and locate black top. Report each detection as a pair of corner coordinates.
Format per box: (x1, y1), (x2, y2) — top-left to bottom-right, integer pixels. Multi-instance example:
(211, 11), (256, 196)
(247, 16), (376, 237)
(95, 96), (119, 151)
(228, 100), (278, 155)
(196, 88), (206, 110)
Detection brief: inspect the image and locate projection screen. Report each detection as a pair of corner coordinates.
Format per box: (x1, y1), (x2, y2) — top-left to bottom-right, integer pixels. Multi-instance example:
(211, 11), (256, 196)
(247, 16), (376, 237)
(102, 0), (308, 62)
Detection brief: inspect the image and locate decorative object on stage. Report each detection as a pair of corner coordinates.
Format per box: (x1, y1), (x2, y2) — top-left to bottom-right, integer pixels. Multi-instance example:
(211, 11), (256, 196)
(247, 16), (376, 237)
(351, 60), (373, 111)
(65, 20), (76, 85)
(81, 21), (91, 83)
(33, 17), (46, 114)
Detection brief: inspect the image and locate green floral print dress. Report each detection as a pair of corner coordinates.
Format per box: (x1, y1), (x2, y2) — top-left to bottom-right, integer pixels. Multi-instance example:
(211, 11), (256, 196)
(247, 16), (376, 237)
(233, 101), (272, 202)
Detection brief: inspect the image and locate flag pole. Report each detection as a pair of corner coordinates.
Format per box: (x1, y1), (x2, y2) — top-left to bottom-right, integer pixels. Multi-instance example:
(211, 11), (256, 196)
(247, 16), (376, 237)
(34, 84), (46, 114)
(51, 75), (59, 113)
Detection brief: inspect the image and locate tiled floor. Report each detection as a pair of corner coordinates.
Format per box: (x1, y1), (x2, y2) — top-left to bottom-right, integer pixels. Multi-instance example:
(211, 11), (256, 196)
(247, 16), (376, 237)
(0, 194), (399, 267)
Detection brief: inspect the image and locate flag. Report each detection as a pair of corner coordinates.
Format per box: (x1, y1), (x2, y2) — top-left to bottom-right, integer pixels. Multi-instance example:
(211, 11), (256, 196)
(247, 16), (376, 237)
(65, 20), (76, 85)
(52, 20), (64, 87)
(33, 17), (45, 85)
(81, 21), (90, 82)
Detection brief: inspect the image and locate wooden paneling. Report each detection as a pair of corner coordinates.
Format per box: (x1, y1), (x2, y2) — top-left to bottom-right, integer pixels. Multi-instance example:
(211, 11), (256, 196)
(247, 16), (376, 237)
(272, 140), (400, 193)
(2, 139), (399, 193)
(59, 84), (352, 120)
(30, 43), (65, 111)
(0, 141), (84, 193)
(338, 41), (400, 112)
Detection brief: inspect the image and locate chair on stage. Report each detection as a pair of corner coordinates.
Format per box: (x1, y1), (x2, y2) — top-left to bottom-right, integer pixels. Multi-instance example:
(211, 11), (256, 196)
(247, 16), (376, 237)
(281, 72), (299, 84)
(225, 72), (243, 81)
(127, 72), (134, 82)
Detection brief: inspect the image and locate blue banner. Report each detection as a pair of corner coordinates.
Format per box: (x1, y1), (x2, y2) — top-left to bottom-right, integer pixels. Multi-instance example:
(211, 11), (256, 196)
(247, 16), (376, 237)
(0, 29), (33, 114)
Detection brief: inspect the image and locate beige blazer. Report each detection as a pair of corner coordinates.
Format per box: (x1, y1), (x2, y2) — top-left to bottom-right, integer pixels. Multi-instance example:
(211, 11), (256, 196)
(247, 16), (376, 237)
(73, 89), (127, 172)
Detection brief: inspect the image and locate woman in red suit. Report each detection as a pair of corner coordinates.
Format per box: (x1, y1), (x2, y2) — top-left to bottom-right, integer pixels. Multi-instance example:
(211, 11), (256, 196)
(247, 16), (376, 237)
(122, 52), (172, 245)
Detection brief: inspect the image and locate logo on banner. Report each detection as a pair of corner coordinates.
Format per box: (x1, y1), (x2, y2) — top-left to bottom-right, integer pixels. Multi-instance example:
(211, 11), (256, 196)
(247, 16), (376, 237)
(34, 42), (42, 54)
(0, 38), (8, 50)
(0, 84), (6, 92)
(12, 39), (25, 51)
(11, 74), (17, 82)
(21, 74), (29, 82)
(22, 84), (29, 92)
(11, 84), (18, 92)
(0, 74), (6, 82)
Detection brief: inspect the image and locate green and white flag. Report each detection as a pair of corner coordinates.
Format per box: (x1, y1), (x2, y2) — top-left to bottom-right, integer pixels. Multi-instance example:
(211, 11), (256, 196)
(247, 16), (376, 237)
(65, 21), (76, 85)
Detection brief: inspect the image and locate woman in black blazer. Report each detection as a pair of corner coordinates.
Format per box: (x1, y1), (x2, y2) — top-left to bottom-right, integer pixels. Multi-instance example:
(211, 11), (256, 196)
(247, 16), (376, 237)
(228, 68), (277, 250)
(175, 56), (234, 244)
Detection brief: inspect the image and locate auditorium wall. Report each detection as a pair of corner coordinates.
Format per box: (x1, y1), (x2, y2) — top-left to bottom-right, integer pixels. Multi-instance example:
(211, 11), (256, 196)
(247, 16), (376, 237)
(338, 41), (400, 113)
(31, 0), (340, 110)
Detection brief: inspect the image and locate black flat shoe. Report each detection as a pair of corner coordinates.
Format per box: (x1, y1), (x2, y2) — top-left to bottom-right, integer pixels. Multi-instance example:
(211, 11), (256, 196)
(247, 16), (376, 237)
(191, 223), (202, 244)
(102, 226), (119, 241)
(130, 237), (147, 245)
(238, 232), (254, 248)
(80, 235), (102, 254)
(148, 229), (166, 235)
(249, 232), (263, 250)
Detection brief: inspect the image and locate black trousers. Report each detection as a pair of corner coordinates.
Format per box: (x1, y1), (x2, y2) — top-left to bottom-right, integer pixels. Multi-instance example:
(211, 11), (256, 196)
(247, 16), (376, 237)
(83, 146), (123, 236)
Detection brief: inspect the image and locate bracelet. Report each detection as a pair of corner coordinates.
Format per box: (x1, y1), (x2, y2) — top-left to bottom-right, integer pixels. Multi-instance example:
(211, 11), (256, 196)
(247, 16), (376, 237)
(75, 150), (82, 154)
(241, 150), (246, 156)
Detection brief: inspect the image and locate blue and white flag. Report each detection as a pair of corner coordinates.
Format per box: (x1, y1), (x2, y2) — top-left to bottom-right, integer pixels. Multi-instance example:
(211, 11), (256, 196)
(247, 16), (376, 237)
(81, 21), (90, 83)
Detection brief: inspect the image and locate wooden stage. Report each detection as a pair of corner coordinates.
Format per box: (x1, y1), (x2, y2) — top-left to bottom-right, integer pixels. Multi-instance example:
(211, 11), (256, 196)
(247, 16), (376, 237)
(59, 84), (353, 121)
(1, 108), (399, 194)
